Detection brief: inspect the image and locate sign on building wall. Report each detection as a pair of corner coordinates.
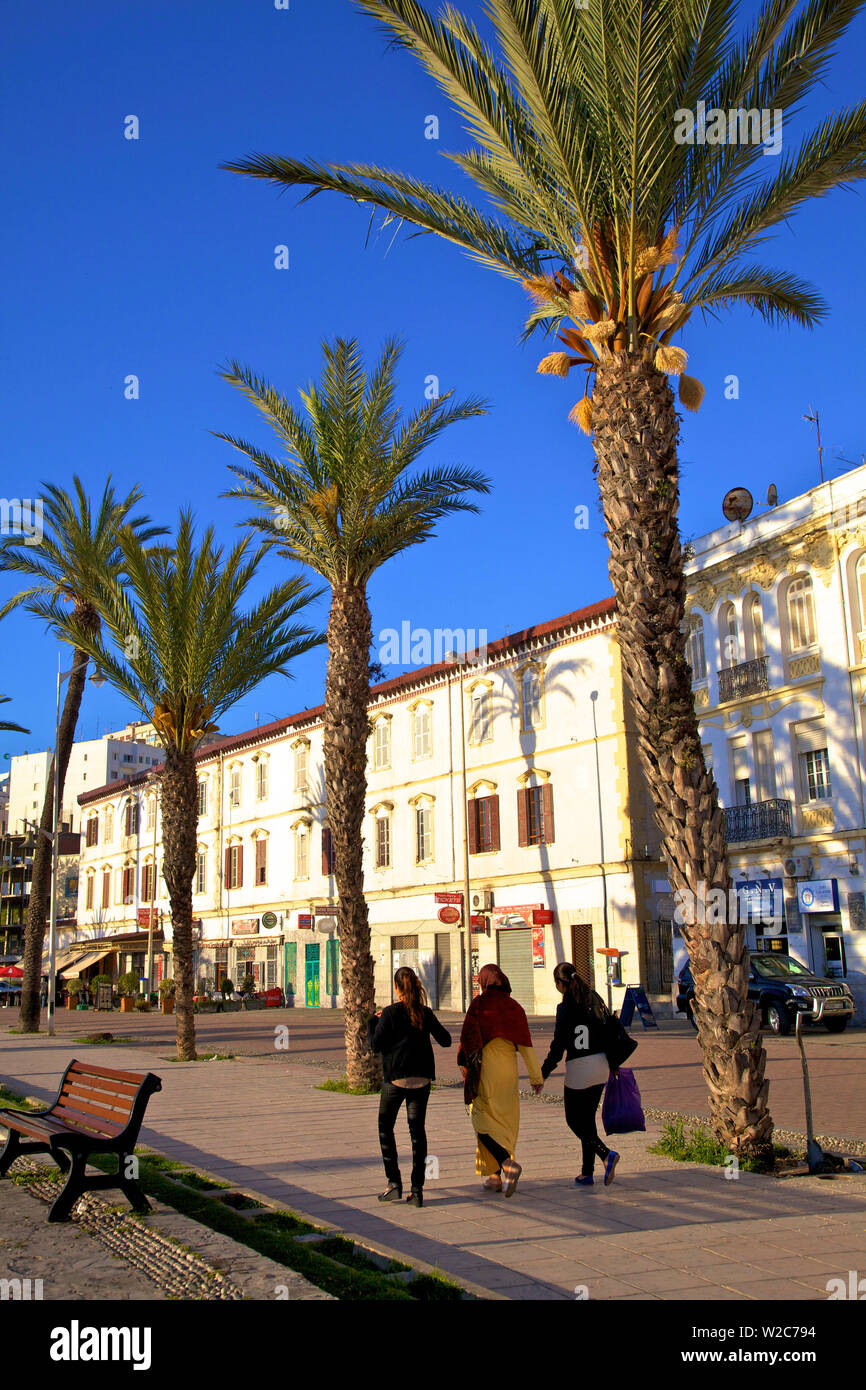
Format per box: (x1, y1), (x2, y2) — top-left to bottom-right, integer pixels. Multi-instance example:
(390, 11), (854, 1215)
(232, 918), (259, 935)
(531, 927), (546, 967)
(491, 904), (542, 927)
(797, 880), (840, 914)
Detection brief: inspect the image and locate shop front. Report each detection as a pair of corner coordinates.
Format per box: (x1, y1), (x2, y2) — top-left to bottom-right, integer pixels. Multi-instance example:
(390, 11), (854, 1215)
(797, 879), (847, 978)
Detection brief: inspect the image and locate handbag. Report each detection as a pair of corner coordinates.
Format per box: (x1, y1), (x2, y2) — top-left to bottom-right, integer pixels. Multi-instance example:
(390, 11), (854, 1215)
(601, 1067), (646, 1135)
(603, 1011), (638, 1070)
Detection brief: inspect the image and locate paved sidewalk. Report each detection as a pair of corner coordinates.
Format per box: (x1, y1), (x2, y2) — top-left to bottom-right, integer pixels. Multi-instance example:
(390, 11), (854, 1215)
(3, 1036), (866, 1301)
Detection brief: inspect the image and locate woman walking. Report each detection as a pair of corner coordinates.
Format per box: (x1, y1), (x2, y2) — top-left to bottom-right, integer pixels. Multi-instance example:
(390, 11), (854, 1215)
(540, 963), (619, 1187)
(368, 966), (451, 1208)
(458, 964), (543, 1197)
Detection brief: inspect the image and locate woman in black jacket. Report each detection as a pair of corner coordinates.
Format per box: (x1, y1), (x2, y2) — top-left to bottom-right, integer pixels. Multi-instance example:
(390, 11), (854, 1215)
(540, 963), (620, 1187)
(368, 966), (452, 1208)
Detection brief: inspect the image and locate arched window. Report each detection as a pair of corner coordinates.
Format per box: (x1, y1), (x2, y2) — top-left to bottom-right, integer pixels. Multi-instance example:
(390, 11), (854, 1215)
(856, 553), (866, 632)
(685, 616), (706, 681)
(719, 601), (739, 669)
(787, 576), (816, 651)
(104, 805), (114, 842)
(748, 592), (766, 659)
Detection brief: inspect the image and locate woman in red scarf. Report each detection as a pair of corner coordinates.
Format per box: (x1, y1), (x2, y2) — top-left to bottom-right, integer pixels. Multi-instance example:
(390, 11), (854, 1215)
(457, 964), (543, 1196)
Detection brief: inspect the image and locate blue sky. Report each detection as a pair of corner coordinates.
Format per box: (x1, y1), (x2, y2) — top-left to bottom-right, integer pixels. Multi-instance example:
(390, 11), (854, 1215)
(2, 0), (865, 759)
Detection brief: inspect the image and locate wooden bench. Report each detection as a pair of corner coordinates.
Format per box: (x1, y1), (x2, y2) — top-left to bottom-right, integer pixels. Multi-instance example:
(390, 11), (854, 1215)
(0, 1060), (162, 1222)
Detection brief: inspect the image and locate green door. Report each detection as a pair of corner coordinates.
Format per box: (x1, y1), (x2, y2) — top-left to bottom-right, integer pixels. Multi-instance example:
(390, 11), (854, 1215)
(284, 942), (297, 1006)
(305, 943), (320, 1007)
(325, 938), (340, 997)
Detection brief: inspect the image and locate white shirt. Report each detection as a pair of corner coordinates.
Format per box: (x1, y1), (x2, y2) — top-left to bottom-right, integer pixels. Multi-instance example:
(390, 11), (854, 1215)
(565, 1051), (610, 1090)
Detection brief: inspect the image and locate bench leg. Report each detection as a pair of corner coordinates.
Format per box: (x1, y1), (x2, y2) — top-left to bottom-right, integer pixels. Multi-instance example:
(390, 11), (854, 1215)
(47, 1152), (87, 1223)
(118, 1155), (152, 1215)
(0, 1128), (21, 1176)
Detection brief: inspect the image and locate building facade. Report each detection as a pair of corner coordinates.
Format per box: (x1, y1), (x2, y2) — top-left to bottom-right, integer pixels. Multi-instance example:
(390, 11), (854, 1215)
(7, 734), (164, 838)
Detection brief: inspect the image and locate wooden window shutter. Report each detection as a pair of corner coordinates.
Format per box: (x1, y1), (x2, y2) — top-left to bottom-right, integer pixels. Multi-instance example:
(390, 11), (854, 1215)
(224, 845), (232, 887)
(322, 827), (333, 875)
(542, 783), (555, 844)
(236, 845), (243, 889)
(467, 801), (478, 855)
(256, 838), (267, 884)
(517, 788), (528, 847)
(102, 869), (110, 908)
(489, 795), (501, 852)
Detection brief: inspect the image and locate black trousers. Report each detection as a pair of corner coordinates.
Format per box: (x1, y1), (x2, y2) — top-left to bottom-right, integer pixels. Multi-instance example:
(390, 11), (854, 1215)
(378, 1082), (431, 1191)
(564, 1084), (610, 1177)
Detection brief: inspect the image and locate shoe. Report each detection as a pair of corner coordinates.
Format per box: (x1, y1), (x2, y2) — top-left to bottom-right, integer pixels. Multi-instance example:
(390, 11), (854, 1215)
(574, 1175), (594, 1186)
(501, 1159), (522, 1198)
(378, 1183), (403, 1202)
(604, 1151), (620, 1186)
(406, 1190), (423, 1207)
(482, 1175), (503, 1192)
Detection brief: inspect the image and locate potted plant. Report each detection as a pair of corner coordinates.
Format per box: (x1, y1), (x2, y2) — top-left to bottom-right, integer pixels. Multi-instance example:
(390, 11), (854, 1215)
(118, 971), (140, 1012)
(159, 978), (175, 1014)
(241, 973), (264, 1010)
(92, 973), (113, 1010)
(134, 996), (150, 1012)
(195, 977), (218, 1013)
(66, 978), (82, 1010)
(221, 977), (241, 1012)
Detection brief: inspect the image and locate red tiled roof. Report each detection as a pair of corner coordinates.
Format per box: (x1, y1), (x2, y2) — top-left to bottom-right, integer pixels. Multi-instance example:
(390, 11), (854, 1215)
(78, 595), (616, 806)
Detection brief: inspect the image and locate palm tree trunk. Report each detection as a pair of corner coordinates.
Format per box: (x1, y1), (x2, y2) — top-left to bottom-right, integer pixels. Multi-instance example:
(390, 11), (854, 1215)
(325, 582), (380, 1091)
(591, 352), (772, 1163)
(18, 648), (89, 1032)
(160, 749), (197, 1060)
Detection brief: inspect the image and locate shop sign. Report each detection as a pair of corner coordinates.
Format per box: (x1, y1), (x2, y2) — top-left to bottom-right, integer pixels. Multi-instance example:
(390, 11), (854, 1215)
(737, 878), (784, 925)
(297, 913), (313, 929)
(232, 918), (259, 935)
(261, 912), (278, 929)
(434, 892), (464, 905)
(531, 926), (546, 967)
(491, 903), (542, 927)
(470, 915), (487, 931)
(797, 879), (839, 914)
(533, 909), (554, 925)
(137, 908), (157, 927)
(438, 906), (461, 925)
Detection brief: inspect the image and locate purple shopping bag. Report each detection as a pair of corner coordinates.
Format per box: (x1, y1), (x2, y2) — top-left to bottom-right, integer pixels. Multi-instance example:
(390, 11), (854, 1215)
(601, 1068), (646, 1135)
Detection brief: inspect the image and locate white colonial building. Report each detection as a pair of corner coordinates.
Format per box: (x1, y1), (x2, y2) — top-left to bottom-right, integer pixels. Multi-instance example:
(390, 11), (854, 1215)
(679, 461), (866, 1017)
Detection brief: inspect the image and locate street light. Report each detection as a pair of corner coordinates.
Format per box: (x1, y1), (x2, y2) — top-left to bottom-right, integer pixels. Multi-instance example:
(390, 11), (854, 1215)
(45, 654), (106, 1036)
(445, 651), (474, 1013)
(589, 690), (613, 1011)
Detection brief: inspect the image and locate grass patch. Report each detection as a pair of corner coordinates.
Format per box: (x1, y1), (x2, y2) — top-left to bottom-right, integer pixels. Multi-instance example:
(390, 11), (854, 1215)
(172, 1171), (231, 1193)
(219, 1191), (265, 1211)
(316, 1075), (381, 1096)
(650, 1117), (791, 1173)
(74, 1033), (123, 1045)
(163, 1052), (235, 1062)
(252, 1210), (316, 1236)
(406, 1270), (464, 1301)
(0, 1085), (40, 1112)
(314, 1235), (406, 1275)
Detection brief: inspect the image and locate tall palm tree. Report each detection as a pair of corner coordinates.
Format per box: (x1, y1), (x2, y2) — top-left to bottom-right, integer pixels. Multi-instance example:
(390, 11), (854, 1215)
(0, 480), (166, 1031)
(0, 698), (29, 735)
(223, 0), (866, 1162)
(57, 512), (323, 1060)
(218, 337), (489, 1088)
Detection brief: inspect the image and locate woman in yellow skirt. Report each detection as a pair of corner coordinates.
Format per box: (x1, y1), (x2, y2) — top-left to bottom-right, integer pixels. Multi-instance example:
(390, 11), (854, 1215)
(457, 964), (543, 1196)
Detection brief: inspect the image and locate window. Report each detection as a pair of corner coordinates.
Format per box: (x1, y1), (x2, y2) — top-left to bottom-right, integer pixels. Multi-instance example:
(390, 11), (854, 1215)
(788, 576), (816, 651)
(412, 705), (432, 760)
(197, 780), (208, 818)
(521, 668), (543, 730)
(735, 778), (751, 807)
(294, 742), (310, 792)
(322, 827), (335, 875)
(124, 801), (137, 837)
(145, 796), (156, 833)
(122, 866), (135, 904)
(255, 837), (267, 886)
(142, 863), (156, 902)
(719, 601), (739, 669)
(196, 852), (206, 895)
(373, 720), (390, 770)
(802, 748), (832, 801)
(685, 616), (706, 681)
(856, 553), (866, 632)
(86, 814), (99, 848)
(468, 794), (500, 854)
(374, 815), (391, 869)
(225, 843), (243, 890)
(256, 759), (268, 801)
(85, 874), (94, 910)
(229, 767), (241, 808)
(469, 688), (492, 745)
(105, 806), (114, 842)
(295, 825), (309, 879)
(749, 592), (766, 659)
(415, 805), (433, 863)
(102, 868), (111, 909)
(517, 784), (555, 847)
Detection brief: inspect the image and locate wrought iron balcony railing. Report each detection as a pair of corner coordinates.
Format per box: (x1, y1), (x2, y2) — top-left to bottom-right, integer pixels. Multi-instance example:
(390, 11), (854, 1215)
(717, 655), (770, 702)
(723, 798), (792, 843)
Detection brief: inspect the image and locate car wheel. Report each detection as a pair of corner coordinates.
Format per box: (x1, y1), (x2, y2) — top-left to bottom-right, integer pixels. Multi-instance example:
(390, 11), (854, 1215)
(764, 1002), (791, 1036)
(824, 1017), (849, 1033)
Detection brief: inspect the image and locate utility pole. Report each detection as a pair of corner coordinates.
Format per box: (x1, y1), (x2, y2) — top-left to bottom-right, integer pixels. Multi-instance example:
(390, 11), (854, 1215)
(803, 408), (824, 484)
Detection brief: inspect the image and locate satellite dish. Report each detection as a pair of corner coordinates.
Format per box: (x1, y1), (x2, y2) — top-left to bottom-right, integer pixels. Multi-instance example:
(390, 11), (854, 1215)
(767, 483), (778, 507)
(722, 487), (754, 524)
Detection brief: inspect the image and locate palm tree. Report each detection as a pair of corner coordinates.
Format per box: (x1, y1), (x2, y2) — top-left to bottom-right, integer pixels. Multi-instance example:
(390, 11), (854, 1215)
(223, 0), (866, 1162)
(0, 479), (166, 1031)
(57, 512), (323, 1060)
(0, 698), (29, 735)
(218, 337), (489, 1088)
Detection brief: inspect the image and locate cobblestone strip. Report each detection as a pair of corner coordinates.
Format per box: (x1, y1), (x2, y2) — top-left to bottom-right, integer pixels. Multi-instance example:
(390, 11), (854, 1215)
(11, 1159), (246, 1301)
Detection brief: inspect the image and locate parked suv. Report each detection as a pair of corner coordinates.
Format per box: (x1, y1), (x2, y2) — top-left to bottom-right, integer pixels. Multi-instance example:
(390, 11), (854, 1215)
(676, 953), (855, 1035)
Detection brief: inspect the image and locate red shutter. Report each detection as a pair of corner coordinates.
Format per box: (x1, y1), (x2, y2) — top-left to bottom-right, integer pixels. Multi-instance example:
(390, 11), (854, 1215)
(467, 801), (478, 855)
(224, 846), (231, 887)
(322, 827), (333, 875)
(256, 838), (267, 884)
(236, 845), (243, 889)
(542, 783), (555, 844)
(517, 788), (528, 847)
(489, 795), (501, 852)
(102, 869), (110, 908)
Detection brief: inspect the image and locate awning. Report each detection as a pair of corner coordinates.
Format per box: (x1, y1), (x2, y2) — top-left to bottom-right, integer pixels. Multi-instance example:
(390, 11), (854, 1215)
(40, 946), (80, 974)
(60, 949), (111, 977)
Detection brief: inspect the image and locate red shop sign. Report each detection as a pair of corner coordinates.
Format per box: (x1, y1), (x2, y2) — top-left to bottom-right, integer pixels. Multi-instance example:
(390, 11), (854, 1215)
(533, 909), (554, 925)
(438, 906), (461, 925)
(531, 926), (546, 967)
(434, 892), (464, 905)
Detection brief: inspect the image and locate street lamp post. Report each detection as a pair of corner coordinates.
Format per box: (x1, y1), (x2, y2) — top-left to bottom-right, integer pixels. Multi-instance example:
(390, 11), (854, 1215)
(590, 690), (613, 1012)
(447, 651), (474, 1013)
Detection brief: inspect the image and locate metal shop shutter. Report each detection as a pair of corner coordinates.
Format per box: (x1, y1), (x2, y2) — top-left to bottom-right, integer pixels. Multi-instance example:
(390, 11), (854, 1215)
(497, 928), (535, 1015)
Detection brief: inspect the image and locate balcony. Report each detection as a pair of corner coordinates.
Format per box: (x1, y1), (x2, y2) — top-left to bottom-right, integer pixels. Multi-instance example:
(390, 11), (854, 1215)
(723, 798), (792, 843)
(717, 655), (770, 703)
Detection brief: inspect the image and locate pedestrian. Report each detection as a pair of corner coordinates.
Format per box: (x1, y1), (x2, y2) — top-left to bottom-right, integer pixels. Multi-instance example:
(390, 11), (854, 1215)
(540, 962), (620, 1188)
(457, 963), (543, 1198)
(40, 976), (48, 1009)
(368, 966), (452, 1209)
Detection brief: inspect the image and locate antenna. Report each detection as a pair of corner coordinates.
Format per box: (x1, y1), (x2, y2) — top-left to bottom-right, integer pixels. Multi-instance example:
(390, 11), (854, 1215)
(767, 484), (778, 507)
(803, 407), (824, 483)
